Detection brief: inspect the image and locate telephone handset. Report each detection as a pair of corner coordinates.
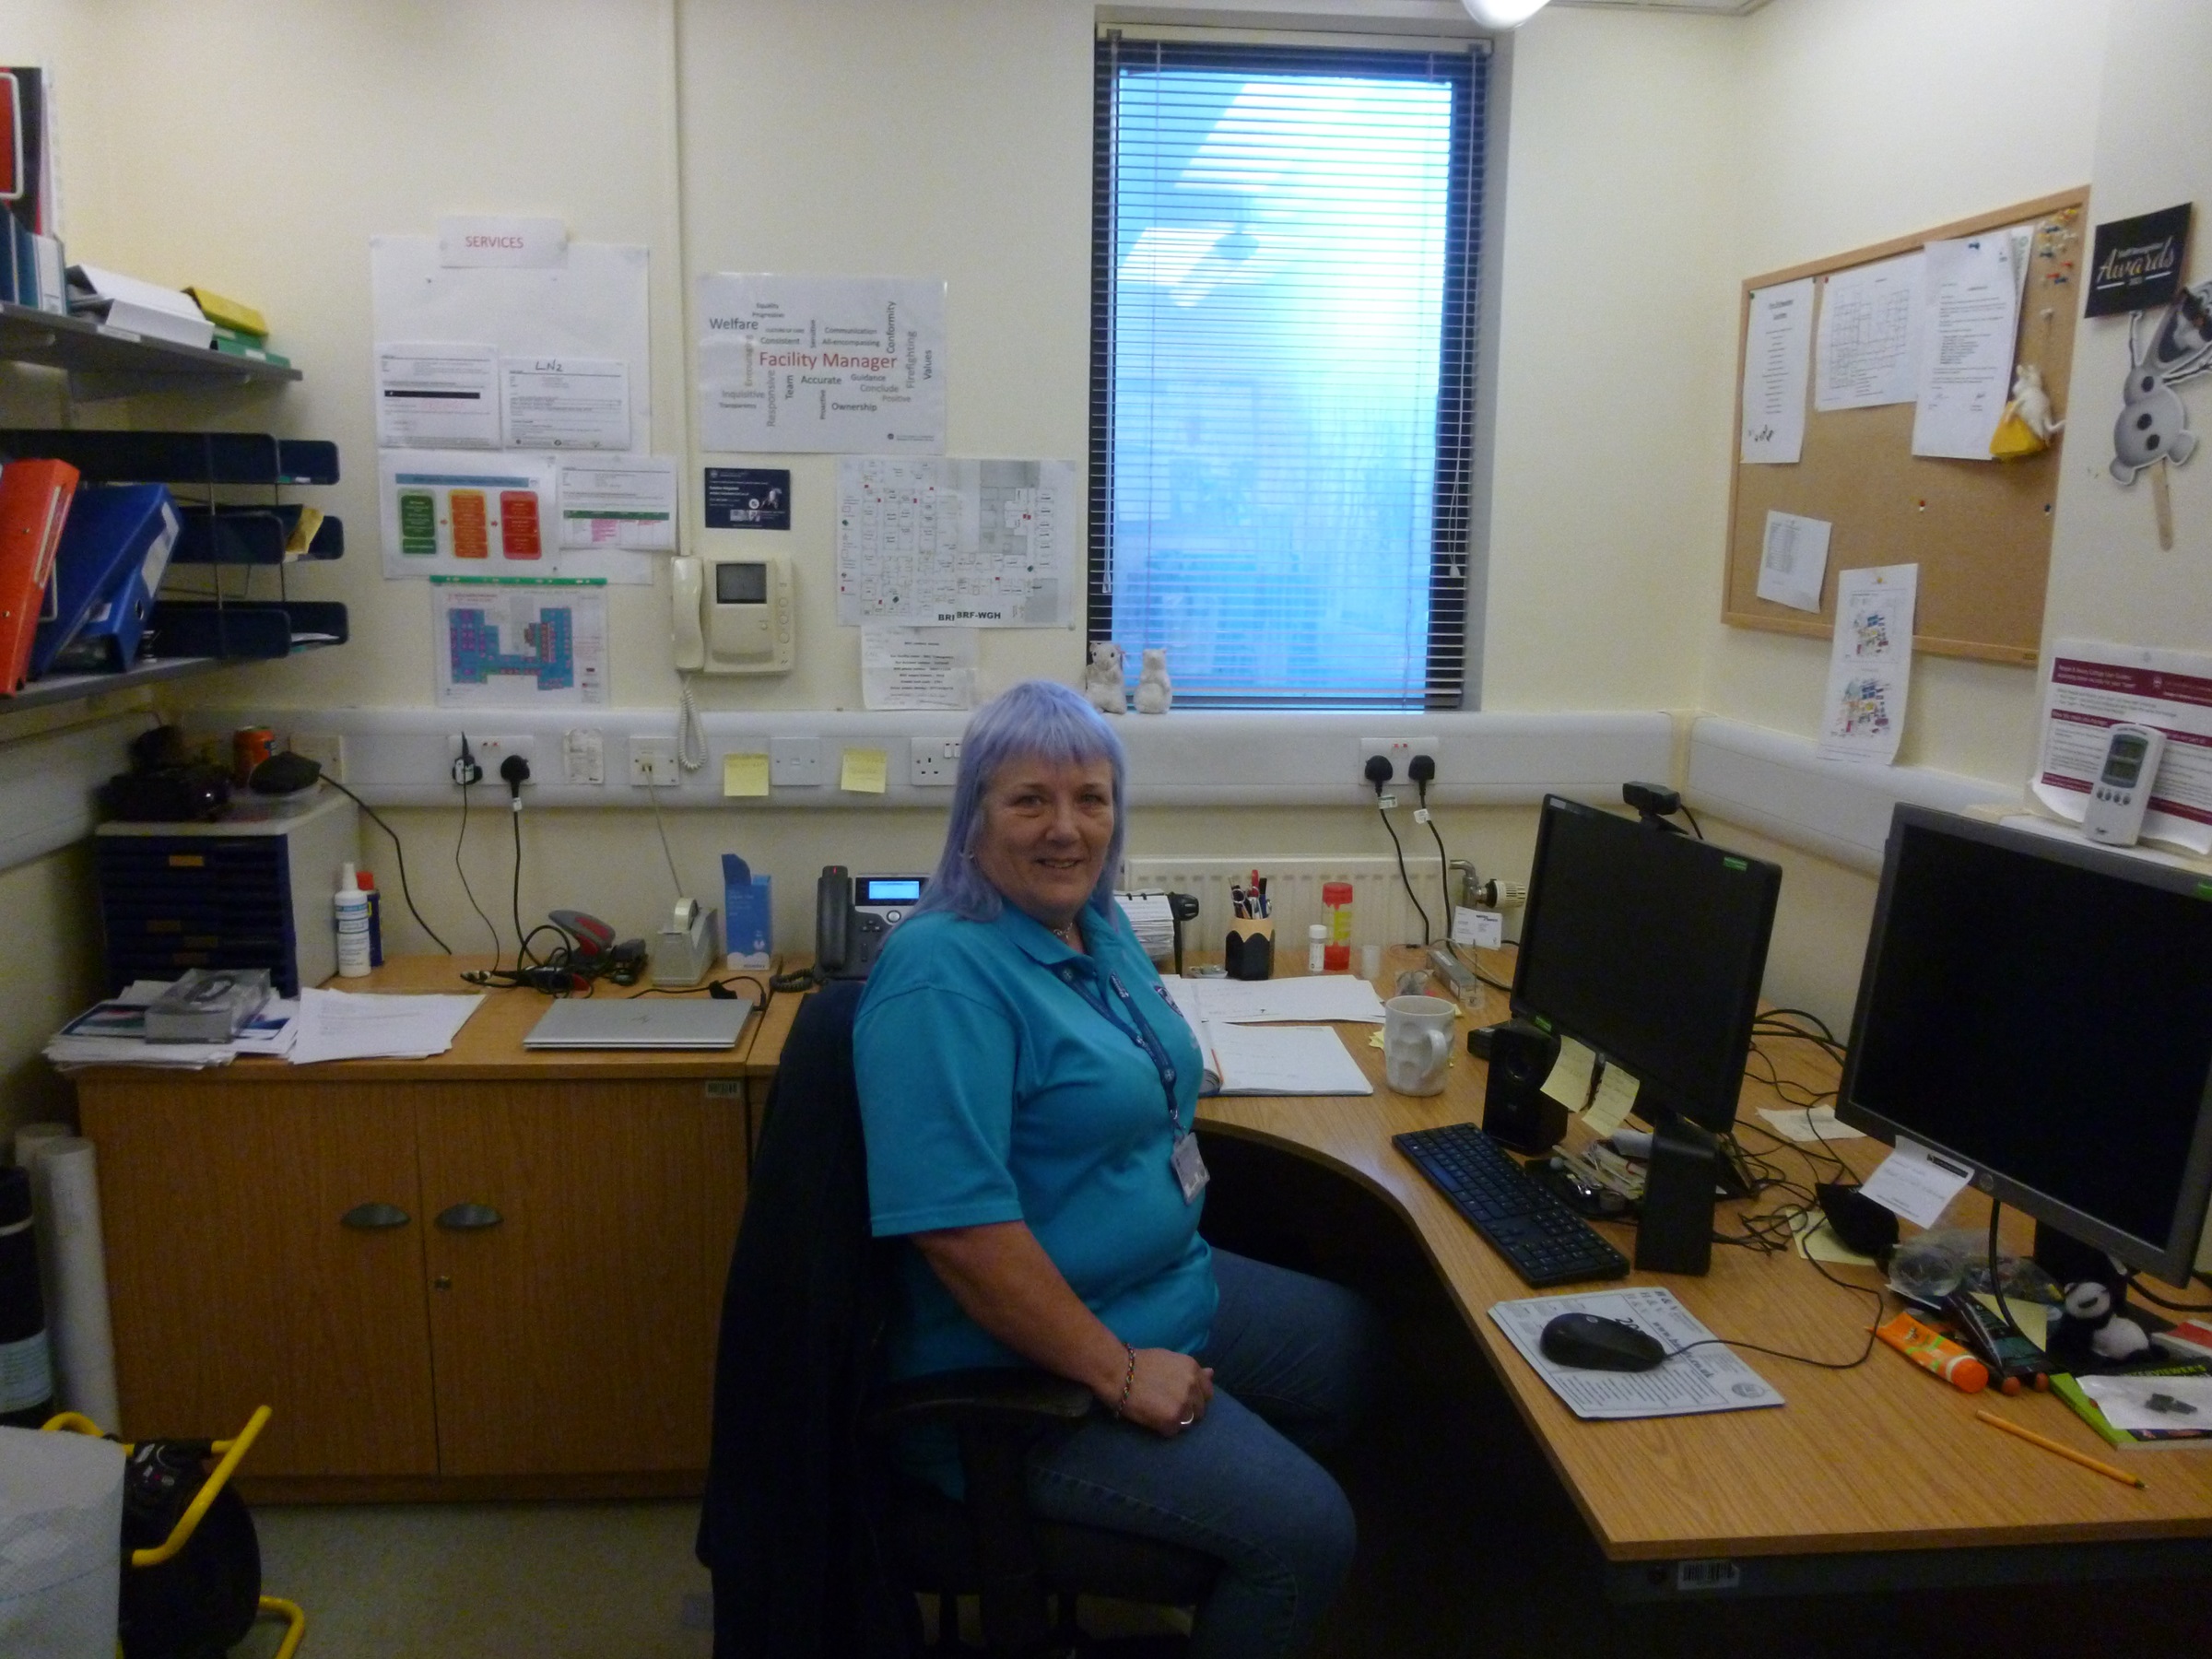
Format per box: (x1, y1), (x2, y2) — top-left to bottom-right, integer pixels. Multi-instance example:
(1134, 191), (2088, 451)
(672, 550), (793, 674)
(814, 865), (928, 981)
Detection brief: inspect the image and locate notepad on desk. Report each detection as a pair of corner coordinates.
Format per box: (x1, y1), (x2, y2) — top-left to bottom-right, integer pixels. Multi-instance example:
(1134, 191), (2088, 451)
(1156, 976), (1372, 1095)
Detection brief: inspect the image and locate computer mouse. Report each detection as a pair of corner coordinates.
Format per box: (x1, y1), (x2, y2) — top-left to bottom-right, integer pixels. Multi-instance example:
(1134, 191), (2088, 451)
(1538, 1312), (1668, 1372)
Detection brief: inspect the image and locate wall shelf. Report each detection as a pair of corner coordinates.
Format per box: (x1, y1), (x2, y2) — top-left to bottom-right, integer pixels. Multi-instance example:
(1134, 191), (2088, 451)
(0, 300), (302, 399)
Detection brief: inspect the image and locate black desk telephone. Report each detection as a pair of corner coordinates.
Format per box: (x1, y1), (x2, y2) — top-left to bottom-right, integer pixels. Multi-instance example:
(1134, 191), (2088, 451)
(815, 866), (928, 979)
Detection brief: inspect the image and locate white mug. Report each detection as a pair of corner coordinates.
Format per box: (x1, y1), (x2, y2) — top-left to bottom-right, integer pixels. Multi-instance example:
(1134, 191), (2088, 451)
(1384, 994), (1456, 1096)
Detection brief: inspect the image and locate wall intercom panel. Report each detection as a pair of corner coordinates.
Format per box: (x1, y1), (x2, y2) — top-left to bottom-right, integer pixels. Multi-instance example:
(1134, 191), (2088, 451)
(673, 550), (793, 675)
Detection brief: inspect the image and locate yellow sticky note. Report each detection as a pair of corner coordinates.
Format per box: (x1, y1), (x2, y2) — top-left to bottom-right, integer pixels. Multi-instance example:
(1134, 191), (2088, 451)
(1542, 1037), (1596, 1112)
(841, 747), (888, 794)
(1582, 1063), (1641, 1138)
(722, 753), (770, 797)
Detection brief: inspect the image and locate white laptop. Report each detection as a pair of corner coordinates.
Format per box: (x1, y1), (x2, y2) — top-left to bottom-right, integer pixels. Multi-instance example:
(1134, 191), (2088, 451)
(524, 994), (756, 1050)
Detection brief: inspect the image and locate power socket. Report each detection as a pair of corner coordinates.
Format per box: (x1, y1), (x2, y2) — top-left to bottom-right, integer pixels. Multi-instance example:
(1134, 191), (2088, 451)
(450, 734), (535, 785)
(1358, 735), (1438, 786)
(910, 738), (961, 787)
(629, 735), (679, 788)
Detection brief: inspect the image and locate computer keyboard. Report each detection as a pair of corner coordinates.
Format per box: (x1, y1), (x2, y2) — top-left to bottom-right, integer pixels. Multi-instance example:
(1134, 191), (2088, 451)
(1392, 1123), (1631, 1288)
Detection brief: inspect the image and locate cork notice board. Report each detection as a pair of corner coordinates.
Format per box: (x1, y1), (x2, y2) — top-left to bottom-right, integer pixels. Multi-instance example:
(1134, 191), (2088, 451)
(1723, 188), (2088, 667)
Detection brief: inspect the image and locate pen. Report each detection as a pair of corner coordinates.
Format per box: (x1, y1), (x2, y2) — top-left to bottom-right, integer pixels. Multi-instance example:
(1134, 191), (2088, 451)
(1975, 1409), (2146, 1488)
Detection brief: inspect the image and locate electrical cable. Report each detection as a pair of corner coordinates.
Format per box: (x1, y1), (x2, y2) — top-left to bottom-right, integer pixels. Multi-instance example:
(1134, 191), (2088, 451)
(1375, 805), (1430, 945)
(1989, 1199), (2030, 1342)
(1418, 780), (1453, 939)
(646, 781), (684, 899)
(510, 799), (530, 967)
(677, 671), (709, 774)
(453, 777), (502, 970)
(319, 776), (452, 953)
(1679, 803), (1705, 841)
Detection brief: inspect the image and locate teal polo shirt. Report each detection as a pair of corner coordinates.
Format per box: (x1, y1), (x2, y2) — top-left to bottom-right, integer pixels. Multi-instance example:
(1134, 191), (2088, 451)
(855, 900), (1216, 1387)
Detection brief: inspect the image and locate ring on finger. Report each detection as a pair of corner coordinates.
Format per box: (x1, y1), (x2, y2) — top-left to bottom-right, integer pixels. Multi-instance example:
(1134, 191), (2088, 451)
(1178, 1409), (1196, 1427)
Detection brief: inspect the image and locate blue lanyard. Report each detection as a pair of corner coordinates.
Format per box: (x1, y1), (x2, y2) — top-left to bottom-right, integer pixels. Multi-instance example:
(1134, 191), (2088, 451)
(1057, 954), (1184, 1135)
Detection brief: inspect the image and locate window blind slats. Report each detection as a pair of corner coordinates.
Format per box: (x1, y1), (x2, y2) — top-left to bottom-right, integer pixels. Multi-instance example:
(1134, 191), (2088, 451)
(1088, 36), (1485, 712)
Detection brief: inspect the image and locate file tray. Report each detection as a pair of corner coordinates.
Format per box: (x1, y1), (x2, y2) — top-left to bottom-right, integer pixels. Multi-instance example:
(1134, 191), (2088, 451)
(172, 506), (344, 564)
(147, 600), (347, 660)
(0, 429), (340, 486)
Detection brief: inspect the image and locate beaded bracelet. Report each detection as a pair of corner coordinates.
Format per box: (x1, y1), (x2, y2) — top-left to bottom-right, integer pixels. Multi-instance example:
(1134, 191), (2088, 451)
(1111, 1343), (1138, 1418)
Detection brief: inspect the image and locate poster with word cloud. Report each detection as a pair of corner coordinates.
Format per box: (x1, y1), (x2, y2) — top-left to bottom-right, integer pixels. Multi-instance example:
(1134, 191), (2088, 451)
(697, 274), (945, 453)
(836, 458), (1074, 627)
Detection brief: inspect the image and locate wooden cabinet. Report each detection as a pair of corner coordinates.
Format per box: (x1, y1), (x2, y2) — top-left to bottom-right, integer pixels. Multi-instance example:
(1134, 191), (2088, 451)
(73, 963), (757, 1496)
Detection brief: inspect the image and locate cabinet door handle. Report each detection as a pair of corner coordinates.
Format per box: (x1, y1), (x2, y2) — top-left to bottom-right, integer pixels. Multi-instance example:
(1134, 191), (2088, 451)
(339, 1202), (411, 1230)
(435, 1202), (504, 1230)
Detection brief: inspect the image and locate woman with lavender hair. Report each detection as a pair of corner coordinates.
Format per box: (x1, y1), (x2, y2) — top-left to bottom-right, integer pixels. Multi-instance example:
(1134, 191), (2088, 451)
(856, 679), (1377, 1659)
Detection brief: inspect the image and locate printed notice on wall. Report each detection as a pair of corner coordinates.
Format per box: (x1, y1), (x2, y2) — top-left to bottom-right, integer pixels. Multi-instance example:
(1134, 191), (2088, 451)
(2032, 639), (2212, 854)
(1755, 510), (1831, 613)
(697, 274), (946, 453)
(1911, 235), (2019, 460)
(430, 579), (608, 709)
(861, 625), (979, 711)
(1739, 277), (1813, 464)
(836, 458), (1073, 627)
(1814, 252), (1923, 411)
(1818, 564), (1916, 766)
(376, 342), (500, 450)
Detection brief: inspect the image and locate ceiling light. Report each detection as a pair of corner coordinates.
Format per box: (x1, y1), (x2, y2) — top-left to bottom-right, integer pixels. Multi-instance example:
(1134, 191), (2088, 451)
(1462, 0), (1552, 28)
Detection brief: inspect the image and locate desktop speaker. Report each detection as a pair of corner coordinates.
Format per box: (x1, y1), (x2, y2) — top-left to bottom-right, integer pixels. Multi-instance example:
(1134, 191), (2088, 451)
(1635, 1118), (1718, 1276)
(1482, 1019), (1566, 1154)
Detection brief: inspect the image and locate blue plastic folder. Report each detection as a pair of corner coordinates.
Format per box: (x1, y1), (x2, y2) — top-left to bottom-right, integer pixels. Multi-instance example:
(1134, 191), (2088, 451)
(33, 482), (179, 676)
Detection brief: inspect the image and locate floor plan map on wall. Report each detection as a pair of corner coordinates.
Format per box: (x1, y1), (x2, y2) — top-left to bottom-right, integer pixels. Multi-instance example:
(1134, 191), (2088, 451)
(835, 458), (1075, 627)
(431, 580), (608, 709)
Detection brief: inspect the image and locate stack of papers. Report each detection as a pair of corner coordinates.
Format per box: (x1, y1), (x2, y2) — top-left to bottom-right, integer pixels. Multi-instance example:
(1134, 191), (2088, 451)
(287, 988), (484, 1065)
(1157, 976), (1376, 1096)
(44, 981), (299, 1071)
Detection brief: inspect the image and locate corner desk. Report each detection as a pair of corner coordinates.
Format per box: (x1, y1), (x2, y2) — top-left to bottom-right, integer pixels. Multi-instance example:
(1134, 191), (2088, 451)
(745, 947), (2212, 1601)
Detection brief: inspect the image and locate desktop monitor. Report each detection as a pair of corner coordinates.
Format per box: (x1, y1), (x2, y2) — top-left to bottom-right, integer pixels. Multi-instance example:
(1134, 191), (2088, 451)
(1837, 806), (2212, 1287)
(1512, 794), (1783, 1136)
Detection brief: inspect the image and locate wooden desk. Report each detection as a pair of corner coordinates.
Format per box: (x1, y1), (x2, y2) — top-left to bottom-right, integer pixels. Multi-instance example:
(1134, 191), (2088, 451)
(750, 947), (2212, 1593)
(1193, 948), (2212, 1598)
(72, 956), (762, 1500)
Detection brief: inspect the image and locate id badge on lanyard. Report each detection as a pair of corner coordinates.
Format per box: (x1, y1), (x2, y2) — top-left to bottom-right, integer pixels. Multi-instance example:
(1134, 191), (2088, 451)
(1093, 967), (1208, 1205)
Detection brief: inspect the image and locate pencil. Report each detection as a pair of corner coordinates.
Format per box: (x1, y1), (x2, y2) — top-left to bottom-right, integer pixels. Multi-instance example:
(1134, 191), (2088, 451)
(1975, 1408), (2146, 1489)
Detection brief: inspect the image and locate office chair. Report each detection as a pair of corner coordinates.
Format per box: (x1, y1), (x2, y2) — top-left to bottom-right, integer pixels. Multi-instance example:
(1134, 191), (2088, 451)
(698, 979), (1218, 1659)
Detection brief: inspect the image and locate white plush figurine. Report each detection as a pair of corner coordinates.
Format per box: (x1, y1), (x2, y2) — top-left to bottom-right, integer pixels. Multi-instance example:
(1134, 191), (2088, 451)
(1084, 641), (1127, 715)
(2011, 362), (2064, 441)
(1134, 647), (1173, 715)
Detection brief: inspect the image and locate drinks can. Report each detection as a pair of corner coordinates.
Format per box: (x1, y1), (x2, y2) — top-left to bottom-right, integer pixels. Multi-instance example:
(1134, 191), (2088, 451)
(233, 726), (276, 784)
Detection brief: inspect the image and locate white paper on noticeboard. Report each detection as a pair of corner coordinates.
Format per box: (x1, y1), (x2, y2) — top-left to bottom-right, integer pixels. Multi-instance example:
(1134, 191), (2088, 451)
(1911, 234), (2018, 460)
(1818, 564), (1916, 765)
(1740, 277), (1814, 464)
(2033, 640), (2212, 855)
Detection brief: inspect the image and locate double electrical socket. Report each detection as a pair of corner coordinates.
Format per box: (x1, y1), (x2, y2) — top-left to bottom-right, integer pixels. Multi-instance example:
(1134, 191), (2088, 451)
(1358, 735), (1438, 784)
(448, 733), (535, 784)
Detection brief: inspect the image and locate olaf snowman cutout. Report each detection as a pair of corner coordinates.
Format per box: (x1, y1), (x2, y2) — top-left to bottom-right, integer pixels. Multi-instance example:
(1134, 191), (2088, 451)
(2111, 279), (2212, 484)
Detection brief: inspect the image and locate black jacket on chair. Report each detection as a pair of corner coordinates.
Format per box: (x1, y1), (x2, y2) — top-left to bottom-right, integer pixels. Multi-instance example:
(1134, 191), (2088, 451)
(695, 979), (916, 1659)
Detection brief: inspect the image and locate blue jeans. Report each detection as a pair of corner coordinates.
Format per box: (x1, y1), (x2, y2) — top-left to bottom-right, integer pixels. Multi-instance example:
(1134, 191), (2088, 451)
(1025, 1249), (1382, 1659)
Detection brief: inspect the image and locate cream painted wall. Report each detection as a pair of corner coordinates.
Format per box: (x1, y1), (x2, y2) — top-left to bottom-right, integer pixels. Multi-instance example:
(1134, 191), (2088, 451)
(1703, 0), (2113, 784)
(1476, 6), (1743, 712)
(0, 848), (105, 1146)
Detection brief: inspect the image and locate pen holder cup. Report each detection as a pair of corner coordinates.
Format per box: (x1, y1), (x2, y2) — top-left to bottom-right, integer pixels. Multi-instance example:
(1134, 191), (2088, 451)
(1225, 921), (1274, 981)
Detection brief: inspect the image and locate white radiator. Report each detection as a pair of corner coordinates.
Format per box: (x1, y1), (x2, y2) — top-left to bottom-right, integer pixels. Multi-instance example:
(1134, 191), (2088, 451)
(1120, 856), (1452, 959)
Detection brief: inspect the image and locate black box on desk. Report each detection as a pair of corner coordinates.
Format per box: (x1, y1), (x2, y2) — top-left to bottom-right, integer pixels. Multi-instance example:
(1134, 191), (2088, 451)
(94, 789), (357, 996)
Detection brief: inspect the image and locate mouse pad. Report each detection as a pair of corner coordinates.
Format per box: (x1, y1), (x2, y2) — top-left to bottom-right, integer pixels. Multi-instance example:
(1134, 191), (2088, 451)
(1489, 1288), (1785, 1419)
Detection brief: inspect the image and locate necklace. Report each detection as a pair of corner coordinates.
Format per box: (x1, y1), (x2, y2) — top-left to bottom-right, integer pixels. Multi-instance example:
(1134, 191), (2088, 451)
(1050, 919), (1083, 949)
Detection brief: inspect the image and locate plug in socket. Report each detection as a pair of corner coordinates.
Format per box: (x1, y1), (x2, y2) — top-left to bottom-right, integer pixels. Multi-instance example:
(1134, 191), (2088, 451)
(629, 735), (680, 788)
(450, 734), (535, 785)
